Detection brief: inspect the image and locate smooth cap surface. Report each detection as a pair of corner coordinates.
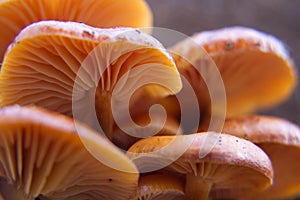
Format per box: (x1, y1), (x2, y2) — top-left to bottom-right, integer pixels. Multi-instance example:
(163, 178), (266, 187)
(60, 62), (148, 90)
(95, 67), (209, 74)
(222, 115), (300, 199)
(128, 132), (273, 199)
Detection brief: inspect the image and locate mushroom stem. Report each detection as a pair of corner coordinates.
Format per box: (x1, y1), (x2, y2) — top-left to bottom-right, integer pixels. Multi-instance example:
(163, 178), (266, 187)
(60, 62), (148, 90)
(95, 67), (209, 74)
(185, 174), (212, 200)
(95, 90), (114, 140)
(0, 178), (33, 200)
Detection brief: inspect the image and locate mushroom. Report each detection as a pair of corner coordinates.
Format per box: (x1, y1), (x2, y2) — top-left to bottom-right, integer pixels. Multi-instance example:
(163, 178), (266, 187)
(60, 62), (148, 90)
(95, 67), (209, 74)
(222, 115), (300, 199)
(0, 105), (139, 200)
(0, 20), (182, 140)
(169, 26), (297, 118)
(132, 173), (185, 200)
(127, 132), (273, 199)
(112, 114), (182, 150)
(0, 0), (153, 61)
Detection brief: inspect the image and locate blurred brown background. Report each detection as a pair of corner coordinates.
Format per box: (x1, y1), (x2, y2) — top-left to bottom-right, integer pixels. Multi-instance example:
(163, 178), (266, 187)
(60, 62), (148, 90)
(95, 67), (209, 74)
(146, 0), (300, 124)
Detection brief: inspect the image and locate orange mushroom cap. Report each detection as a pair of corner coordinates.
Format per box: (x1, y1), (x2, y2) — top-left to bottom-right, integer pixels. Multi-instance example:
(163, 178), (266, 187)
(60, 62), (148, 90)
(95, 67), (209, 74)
(0, 105), (139, 200)
(127, 132), (273, 199)
(132, 173), (185, 200)
(222, 115), (300, 199)
(0, 20), (182, 140)
(0, 0), (153, 61)
(112, 114), (182, 150)
(170, 26), (297, 118)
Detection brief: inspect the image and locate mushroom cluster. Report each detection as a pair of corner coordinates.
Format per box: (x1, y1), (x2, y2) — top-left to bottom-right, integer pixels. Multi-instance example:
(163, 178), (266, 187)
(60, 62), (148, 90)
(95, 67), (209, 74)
(0, 0), (299, 200)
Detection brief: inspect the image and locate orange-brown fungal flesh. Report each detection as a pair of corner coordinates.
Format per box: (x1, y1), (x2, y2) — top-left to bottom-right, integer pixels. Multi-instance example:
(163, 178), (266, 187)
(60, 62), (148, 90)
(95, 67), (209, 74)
(0, 0), (153, 61)
(222, 115), (300, 199)
(0, 20), (182, 140)
(0, 105), (139, 200)
(128, 132), (273, 199)
(170, 26), (297, 117)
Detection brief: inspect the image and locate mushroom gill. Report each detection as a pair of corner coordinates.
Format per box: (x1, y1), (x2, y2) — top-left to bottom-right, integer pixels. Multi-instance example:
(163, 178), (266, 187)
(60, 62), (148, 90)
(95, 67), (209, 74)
(0, 105), (139, 200)
(127, 132), (273, 200)
(0, 0), (153, 61)
(0, 20), (182, 140)
(170, 26), (297, 117)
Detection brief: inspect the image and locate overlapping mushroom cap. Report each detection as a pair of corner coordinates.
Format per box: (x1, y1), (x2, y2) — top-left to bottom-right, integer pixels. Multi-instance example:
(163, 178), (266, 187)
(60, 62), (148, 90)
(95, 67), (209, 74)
(169, 26), (297, 118)
(222, 115), (300, 199)
(0, 20), (182, 140)
(132, 173), (185, 200)
(0, 105), (139, 200)
(112, 114), (182, 150)
(127, 132), (273, 199)
(0, 1), (298, 198)
(0, 0), (153, 61)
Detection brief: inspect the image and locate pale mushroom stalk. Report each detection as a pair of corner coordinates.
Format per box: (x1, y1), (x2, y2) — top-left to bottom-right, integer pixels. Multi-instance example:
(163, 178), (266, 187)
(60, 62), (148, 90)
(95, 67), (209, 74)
(185, 174), (212, 200)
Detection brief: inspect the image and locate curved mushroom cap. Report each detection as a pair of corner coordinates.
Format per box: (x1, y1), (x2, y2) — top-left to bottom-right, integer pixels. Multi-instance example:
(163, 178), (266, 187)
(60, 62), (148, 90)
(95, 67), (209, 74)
(222, 115), (300, 199)
(127, 132), (273, 199)
(0, 105), (139, 200)
(112, 114), (182, 150)
(133, 173), (185, 200)
(170, 26), (297, 117)
(0, 20), (182, 139)
(0, 0), (153, 61)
